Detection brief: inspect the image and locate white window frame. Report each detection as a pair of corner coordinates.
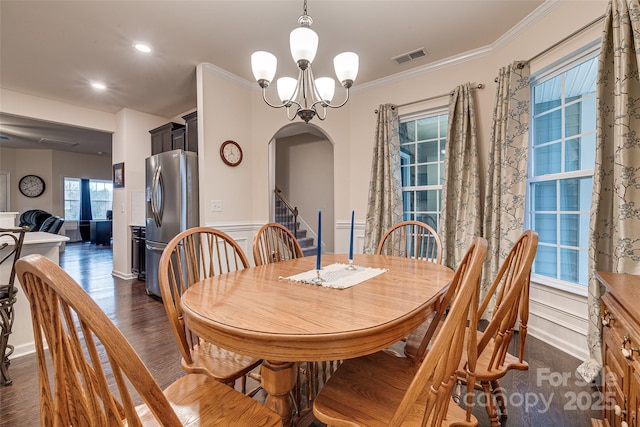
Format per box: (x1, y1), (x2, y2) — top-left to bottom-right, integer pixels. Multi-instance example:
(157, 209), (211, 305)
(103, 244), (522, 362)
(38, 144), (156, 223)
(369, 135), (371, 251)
(64, 177), (113, 221)
(399, 107), (448, 231)
(526, 41), (600, 296)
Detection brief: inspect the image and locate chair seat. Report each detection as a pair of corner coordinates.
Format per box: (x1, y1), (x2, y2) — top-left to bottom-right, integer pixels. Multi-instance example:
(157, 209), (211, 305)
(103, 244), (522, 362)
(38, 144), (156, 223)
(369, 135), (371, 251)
(135, 372), (281, 426)
(459, 330), (528, 381)
(185, 340), (262, 382)
(313, 350), (477, 427)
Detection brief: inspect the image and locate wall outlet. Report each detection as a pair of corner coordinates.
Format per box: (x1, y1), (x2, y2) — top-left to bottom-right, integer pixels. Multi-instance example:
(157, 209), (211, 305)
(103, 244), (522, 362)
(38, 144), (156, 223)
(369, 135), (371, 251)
(211, 200), (222, 212)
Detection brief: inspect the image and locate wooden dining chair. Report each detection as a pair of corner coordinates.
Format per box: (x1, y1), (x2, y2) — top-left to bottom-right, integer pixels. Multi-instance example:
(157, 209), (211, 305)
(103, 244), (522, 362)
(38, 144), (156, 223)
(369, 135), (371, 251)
(253, 222), (303, 266)
(376, 220), (443, 264)
(456, 230), (539, 427)
(377, 220), (443, 358)
(313, 237), (487, 427)
(0, 226), (27, 386)
(158, 226), (262, 393)
(15, 253), (282, 426)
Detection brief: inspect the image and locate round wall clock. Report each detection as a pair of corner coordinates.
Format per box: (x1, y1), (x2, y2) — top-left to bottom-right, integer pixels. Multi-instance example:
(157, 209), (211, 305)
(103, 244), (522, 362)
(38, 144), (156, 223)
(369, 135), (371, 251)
(19, 174), (46, 198)
(220, 140), (243, 167)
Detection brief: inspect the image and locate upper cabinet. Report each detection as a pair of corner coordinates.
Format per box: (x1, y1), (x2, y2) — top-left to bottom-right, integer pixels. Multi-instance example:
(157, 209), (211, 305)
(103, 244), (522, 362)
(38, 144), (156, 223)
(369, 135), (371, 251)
(149, 112), (198, 155)
(182, 111), (198, 153)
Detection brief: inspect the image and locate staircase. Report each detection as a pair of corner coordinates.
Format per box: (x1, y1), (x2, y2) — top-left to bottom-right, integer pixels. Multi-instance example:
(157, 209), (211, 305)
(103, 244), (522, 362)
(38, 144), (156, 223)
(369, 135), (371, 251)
(274, 198), (317, 257)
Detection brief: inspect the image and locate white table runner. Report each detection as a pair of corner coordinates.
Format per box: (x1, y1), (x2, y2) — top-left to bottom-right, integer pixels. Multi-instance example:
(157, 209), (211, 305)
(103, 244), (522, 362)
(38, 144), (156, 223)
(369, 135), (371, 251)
(280, 263), (388, 289)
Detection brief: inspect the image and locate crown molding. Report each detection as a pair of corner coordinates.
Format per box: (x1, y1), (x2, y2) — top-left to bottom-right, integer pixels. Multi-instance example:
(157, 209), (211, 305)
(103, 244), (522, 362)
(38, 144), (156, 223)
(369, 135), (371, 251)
(201, 63), (254, 89)
(353, 0), (565, 93)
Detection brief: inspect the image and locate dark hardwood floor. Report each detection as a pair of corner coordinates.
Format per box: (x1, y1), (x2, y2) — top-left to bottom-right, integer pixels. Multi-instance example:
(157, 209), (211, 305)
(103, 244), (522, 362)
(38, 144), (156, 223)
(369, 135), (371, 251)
(0, 242), (601, 426)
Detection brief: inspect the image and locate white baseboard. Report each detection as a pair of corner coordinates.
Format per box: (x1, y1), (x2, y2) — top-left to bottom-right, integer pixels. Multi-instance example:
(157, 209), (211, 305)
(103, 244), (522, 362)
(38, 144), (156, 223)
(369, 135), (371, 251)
(112, 270), (137, 280)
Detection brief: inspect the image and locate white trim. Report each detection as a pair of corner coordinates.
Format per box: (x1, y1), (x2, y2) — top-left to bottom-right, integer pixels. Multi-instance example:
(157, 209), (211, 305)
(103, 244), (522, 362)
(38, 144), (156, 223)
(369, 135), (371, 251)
(492, 0), (565, 51)
(112, 270), (137, 280)
(202, 62), (254, 89)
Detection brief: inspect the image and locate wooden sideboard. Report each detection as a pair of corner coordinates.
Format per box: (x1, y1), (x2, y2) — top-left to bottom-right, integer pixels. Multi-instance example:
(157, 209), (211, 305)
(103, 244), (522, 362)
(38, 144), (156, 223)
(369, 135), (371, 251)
(598, 272), (640, 427)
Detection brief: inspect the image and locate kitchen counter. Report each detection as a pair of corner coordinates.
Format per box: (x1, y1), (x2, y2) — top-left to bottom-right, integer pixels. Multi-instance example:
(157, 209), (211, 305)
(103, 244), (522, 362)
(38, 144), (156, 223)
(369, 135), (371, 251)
(1, 232), (68, 358)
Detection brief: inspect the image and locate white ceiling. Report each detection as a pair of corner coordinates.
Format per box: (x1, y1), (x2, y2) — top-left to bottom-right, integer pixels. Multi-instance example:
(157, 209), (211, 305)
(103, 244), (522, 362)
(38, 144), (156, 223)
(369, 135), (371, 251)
(0, 0), (546, 155)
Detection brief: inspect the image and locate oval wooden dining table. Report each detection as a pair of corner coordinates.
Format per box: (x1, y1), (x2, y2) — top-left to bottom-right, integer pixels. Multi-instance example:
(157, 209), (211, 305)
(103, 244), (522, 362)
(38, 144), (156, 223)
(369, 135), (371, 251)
(181, 253), (454, 426)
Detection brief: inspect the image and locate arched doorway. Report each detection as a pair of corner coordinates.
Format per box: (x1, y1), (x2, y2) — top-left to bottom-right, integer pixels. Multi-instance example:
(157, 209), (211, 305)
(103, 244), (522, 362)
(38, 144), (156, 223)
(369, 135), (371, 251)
(269, 123), (335, 253)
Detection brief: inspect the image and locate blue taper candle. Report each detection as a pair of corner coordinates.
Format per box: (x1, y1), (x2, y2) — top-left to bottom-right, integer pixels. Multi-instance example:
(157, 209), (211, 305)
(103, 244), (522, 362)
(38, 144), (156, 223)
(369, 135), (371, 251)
(316, 210), (322, 270)
(349, 210), (354, 261)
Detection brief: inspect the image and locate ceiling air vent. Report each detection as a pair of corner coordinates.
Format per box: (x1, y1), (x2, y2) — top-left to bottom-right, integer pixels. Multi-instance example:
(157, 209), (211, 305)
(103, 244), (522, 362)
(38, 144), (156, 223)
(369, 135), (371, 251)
(393, 48), (428, 65)
(38, 138), (79, 148)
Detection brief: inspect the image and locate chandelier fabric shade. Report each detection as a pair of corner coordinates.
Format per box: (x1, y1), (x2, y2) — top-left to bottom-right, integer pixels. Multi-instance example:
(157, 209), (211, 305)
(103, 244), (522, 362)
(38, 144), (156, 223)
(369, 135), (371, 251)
(251, 0), (359, 123)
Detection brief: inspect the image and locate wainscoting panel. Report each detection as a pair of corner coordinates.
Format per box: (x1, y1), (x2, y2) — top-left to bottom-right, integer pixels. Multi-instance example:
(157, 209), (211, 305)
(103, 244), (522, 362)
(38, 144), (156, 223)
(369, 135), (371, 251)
(528, 282), (589, 361)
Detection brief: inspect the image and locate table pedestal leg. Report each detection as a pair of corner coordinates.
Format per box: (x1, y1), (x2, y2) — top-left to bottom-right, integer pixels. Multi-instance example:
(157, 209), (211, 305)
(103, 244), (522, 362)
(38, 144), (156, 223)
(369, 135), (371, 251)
(261, 360), (297, 425)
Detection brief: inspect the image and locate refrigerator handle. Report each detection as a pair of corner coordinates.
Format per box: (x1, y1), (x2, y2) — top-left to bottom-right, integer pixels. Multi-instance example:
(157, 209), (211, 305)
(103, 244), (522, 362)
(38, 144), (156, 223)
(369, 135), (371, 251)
(151, 165), (163, 227)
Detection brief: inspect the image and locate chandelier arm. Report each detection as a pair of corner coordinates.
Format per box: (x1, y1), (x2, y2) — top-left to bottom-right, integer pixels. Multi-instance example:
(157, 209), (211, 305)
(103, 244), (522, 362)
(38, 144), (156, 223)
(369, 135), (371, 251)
(284, 105), (299, 121)
(315, 87), (351, 110)
(261, 88), (290, 109)
(314, 104), (328, 120)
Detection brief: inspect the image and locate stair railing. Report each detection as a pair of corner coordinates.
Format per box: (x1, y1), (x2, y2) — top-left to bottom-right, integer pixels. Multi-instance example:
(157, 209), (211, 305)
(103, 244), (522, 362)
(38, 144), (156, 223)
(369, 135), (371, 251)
(274, 186), (298, 238)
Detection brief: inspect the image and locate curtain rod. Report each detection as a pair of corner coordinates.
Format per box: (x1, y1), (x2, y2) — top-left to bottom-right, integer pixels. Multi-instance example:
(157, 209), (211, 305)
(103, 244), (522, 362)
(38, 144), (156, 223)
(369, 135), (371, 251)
(494, 14), (606, 82)
(528, 14), (605, 64)
(374, 83), (485, 114)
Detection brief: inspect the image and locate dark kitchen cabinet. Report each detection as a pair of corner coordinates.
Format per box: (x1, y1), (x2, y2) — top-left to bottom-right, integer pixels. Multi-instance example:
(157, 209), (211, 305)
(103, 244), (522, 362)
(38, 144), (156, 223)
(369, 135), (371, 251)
(182, 111), (198, 153)
(150, 122), (185, 155)
(131, 226), (146, 280)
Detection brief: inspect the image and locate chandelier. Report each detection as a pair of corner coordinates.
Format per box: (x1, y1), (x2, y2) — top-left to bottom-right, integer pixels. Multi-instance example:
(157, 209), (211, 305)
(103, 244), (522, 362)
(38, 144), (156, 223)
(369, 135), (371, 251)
(251, 0), (359, 123)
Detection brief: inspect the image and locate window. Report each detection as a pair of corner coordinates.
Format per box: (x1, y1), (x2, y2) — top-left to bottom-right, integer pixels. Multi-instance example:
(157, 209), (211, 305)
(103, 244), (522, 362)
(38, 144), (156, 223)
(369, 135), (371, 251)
(64, 177), (113, 220)
(527, 46), (598, 288)
(399, 110), (448, 231)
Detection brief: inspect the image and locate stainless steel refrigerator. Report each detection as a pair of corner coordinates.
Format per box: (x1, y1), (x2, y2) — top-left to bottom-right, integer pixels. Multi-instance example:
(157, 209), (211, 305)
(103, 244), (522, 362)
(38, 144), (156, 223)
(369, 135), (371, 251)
(145, 149), (199, 297)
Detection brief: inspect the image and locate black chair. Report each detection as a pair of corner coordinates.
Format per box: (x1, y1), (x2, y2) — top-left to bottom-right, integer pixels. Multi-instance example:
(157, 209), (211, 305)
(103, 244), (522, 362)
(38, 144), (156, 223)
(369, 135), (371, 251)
(0, 226), (27, 385)
(18, 210), (51, 232)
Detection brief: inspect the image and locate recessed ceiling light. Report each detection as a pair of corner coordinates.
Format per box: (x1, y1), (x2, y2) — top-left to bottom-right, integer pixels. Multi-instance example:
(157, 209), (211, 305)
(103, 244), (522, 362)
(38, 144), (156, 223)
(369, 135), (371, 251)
(134, 43), (152, 53)
(91, 82), (107, 90)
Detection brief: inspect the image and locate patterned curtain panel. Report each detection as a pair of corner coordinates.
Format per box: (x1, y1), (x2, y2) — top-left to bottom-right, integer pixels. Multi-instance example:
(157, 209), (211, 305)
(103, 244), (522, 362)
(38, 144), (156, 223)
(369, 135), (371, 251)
(577, 0), (640, 384)
(482, 62), (531, 317)
(440, 83), (482, 269)
(363, 104), (403, 254)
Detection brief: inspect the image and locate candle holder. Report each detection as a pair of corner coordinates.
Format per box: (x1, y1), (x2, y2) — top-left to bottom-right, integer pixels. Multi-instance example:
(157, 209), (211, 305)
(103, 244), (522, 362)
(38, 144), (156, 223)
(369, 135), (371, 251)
(345, 259), (357, 271)
(311, 269), (325, 284)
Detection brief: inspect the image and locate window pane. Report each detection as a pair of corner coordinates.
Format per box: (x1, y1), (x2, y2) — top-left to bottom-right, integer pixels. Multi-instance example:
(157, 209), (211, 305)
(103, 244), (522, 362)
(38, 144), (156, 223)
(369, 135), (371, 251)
(560, 177), (591, 211)
(528, 51), (597, 287)
(417, 140), (439, 163)
(401, 165), (414, 186)
(439, 115), (448, 137)
(534, 74), (562, 115)
(534, 110), (562, 145)
(416, 190), (438, 212)
(400, 144), (416, 164)
(416, 164), (439, 186)
(416, 213), (438, 230)
(534, 143), (561, 175)
(532, 181), (556, 210)
(401, 111), (446, 233)
(560, 248), (579, 282)
(534, 214), (557, 244)
(560, 214), (580, 246)
(399, 121), (415, 143)
(417, 117), (438, 140)
(403, 191), (414, 212)
(534, 245), (557, 277)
